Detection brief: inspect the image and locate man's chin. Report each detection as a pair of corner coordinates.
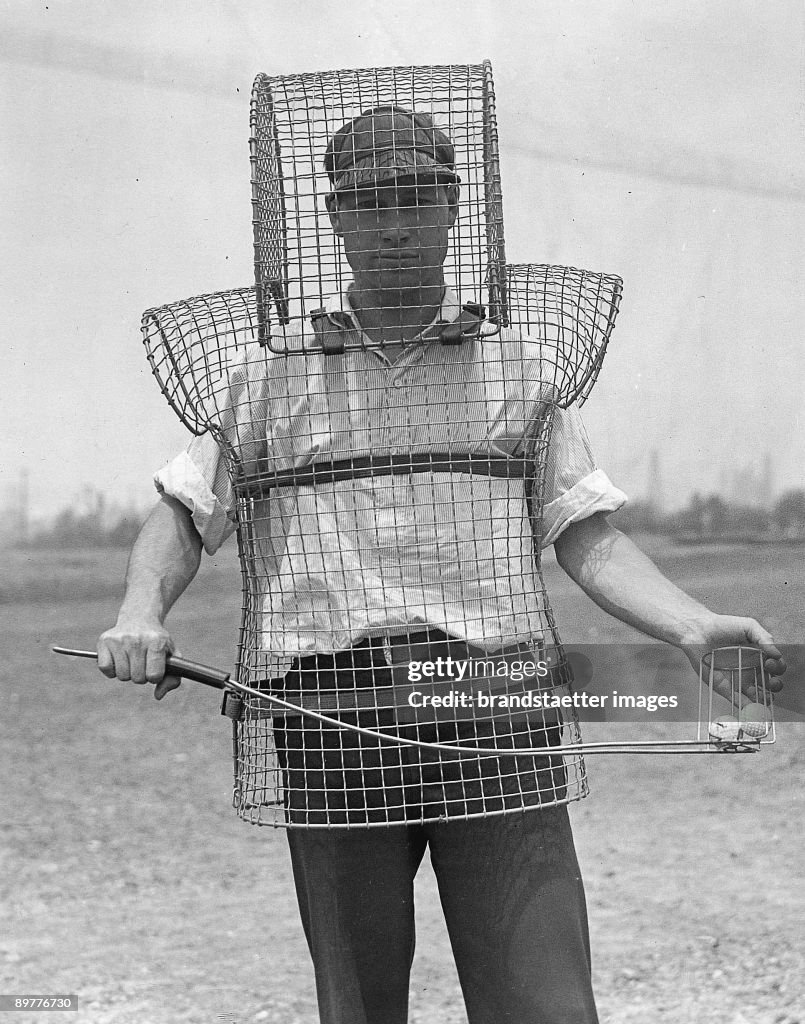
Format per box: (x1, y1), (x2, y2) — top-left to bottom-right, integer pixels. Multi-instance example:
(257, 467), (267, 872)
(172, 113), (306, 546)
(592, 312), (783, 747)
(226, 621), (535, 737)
(361, 266), (443, 294)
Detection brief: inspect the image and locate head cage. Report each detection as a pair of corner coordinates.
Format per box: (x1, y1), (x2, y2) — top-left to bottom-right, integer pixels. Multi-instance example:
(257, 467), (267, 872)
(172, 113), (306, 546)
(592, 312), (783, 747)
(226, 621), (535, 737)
(250, 61), (507, 352)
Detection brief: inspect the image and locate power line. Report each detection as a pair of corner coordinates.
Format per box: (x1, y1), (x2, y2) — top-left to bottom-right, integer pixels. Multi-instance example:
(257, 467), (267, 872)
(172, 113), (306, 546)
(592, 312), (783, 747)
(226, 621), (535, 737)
(4, 22), (803, 204)
(507, 141), (805, 205)
(0, 22), (236, 98)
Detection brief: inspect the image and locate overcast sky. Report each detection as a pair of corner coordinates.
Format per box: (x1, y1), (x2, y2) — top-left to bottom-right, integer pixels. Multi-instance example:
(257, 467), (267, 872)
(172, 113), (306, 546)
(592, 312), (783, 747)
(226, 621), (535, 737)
(2, 1), (803, 519)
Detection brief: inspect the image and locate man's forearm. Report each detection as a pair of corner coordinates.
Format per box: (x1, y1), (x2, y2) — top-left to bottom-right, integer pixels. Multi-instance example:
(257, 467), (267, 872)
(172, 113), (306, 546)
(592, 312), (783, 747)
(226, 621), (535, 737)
(117, 494), (202, 627)
(553, 512), (716, 646)
(553, 511), (787, 703)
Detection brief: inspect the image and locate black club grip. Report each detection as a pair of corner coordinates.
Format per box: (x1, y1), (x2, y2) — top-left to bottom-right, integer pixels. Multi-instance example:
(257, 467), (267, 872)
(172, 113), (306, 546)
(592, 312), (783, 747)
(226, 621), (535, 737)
(162, 654), (230, 689)
(52, 646), (231, 690)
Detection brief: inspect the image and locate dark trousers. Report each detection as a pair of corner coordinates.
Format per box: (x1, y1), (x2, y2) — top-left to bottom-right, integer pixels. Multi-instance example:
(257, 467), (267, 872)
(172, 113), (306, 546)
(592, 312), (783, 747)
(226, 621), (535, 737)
(279, 633), (598, 1022)
(273, 632), (568, 827)
(287, 807), (599, 1024)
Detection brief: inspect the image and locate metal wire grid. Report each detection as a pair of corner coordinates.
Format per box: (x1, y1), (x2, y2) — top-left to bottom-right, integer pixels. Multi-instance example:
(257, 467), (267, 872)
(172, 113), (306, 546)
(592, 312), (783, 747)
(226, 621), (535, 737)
(142, 285), (260, 435)
(505, 264), (622, 408)
(250, 62), (506, 350)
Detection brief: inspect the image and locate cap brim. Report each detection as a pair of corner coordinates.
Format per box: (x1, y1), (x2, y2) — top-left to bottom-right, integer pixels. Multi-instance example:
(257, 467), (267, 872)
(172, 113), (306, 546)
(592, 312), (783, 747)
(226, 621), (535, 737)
(332, 149), (458, 191)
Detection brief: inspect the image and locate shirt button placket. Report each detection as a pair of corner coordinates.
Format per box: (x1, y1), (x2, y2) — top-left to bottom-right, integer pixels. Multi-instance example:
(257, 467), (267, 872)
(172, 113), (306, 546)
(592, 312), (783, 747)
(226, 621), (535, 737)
(388, 367), (409, 450)
(380, 365), (394, 449)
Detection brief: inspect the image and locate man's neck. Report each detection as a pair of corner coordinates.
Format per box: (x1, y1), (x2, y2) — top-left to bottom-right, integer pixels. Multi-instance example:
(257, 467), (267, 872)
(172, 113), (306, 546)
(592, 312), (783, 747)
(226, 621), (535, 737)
(348, 282), (445, 352)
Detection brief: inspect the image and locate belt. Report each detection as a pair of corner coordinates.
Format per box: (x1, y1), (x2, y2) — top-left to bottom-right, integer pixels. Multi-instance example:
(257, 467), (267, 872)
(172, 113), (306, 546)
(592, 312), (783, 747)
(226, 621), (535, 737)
(235, 453), (532, 497)
(225, 630), (570, 722)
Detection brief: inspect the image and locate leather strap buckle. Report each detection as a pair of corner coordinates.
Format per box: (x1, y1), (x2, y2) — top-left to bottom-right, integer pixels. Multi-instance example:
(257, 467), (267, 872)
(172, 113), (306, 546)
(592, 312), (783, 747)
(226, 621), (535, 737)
(310, 308), (347, 355)
(423, 302), (486, 345)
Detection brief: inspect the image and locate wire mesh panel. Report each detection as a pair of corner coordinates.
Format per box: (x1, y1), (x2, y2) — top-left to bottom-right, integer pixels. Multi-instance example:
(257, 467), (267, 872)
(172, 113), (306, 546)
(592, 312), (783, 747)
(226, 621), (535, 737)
(506, 264), (622, 408)
(142, 286), (259, 435)
(250, 62), (506, 351)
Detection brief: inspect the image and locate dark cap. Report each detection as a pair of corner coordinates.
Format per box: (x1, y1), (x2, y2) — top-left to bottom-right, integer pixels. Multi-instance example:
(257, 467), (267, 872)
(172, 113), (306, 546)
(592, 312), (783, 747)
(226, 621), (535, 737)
(324, 105), (458, 192)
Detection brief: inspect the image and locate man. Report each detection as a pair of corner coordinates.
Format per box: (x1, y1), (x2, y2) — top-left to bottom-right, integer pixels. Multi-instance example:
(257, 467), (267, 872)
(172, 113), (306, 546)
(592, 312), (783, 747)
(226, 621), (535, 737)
(99, 107), (785, 1024)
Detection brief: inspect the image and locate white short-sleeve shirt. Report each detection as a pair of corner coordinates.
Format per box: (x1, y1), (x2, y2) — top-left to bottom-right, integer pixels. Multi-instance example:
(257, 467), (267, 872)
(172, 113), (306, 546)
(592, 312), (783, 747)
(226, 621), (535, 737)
(155, 288), (626, 667)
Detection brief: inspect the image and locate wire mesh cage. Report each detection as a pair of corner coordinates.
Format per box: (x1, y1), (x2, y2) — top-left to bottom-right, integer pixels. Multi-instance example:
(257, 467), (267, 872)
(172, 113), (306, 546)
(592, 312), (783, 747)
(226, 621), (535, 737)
(138, 58), (774, 830)
(139, 70), (781, 827)
(250, 61), (506, 351)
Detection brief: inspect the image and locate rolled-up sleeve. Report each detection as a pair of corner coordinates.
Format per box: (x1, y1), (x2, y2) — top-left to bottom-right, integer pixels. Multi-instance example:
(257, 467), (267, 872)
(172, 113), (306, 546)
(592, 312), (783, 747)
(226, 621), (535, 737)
(153, 346), (272, 555)
(541, 405), (627, 547)
(154, 432), (237, 555)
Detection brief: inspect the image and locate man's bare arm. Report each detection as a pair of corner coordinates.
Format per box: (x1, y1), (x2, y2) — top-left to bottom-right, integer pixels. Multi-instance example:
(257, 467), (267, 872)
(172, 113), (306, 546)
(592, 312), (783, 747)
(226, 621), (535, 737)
(97, 494), (202, 698)
(554, 512), (785, 694)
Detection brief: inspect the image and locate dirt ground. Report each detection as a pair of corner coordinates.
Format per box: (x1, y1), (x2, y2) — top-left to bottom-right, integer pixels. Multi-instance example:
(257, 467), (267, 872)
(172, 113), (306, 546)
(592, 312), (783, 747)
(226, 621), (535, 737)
(2, 540), (803, 1024)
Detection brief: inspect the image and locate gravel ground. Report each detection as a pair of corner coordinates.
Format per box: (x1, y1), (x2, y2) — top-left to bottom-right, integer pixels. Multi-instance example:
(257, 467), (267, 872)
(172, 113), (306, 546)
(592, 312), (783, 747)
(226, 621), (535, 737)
(2, 541), (802, 1023)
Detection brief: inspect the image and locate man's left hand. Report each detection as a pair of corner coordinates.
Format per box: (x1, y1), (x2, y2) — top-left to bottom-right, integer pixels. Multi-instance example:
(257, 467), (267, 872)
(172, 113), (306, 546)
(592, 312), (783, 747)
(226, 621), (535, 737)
(680, 614), (785, 706)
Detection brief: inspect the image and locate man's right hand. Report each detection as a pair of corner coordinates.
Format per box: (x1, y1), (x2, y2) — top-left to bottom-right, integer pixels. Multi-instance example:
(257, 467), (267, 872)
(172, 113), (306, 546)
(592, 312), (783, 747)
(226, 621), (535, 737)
(94, 495), (203, 700)
(97, 622), (182, 700)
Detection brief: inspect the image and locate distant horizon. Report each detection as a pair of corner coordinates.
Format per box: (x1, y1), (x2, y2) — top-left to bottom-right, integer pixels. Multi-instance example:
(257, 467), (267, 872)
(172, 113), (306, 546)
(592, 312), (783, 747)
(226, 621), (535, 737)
(2, 452), (799, 529)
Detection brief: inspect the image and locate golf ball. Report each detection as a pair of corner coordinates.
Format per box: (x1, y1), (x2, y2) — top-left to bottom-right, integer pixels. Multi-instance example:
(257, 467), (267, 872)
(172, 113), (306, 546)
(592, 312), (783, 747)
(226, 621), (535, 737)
(739, 702), (771, 738)
(708, 716), (743, 743)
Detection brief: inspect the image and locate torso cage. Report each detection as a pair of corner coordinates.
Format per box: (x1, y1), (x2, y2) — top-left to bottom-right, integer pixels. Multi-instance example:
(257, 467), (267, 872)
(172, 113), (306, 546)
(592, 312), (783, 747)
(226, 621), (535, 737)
(140, 61), (624, 829)
(143, 264), (622, 828)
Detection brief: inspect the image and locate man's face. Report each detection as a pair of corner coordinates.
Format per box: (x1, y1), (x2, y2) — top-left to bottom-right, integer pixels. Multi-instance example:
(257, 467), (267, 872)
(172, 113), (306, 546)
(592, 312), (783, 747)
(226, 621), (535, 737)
(327, 180), (459, 295)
